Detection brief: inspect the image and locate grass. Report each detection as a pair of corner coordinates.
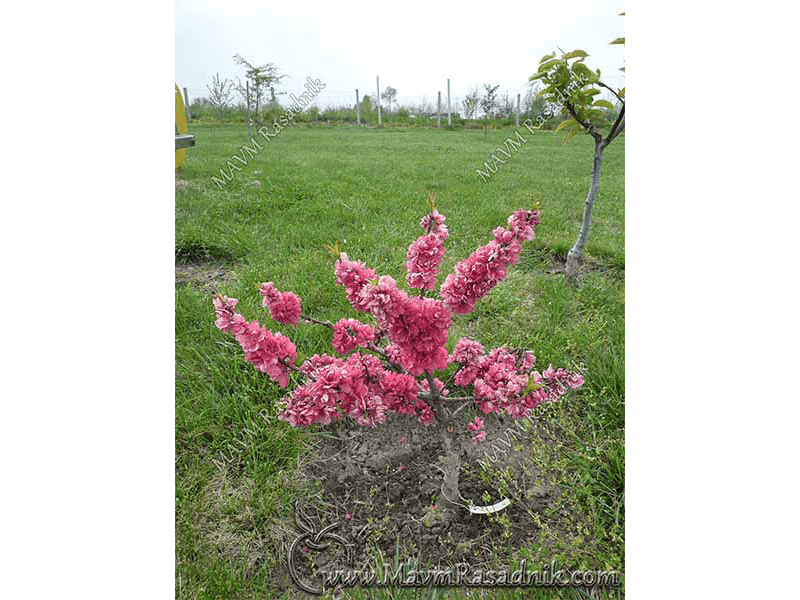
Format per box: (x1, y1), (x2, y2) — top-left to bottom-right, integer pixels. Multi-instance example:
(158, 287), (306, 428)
(176, 123), (624, 598)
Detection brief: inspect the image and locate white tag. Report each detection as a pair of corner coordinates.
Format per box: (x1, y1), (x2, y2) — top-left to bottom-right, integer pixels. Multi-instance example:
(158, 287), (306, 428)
(468, 498), (511, 514)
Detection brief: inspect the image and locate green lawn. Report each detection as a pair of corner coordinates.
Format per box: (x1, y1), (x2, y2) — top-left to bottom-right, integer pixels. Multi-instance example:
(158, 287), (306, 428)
(176, 123), (624, 599)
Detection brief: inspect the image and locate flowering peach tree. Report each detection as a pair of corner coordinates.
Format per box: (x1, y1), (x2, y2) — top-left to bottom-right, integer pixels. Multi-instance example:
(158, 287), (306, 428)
(213, 205), (583, 513)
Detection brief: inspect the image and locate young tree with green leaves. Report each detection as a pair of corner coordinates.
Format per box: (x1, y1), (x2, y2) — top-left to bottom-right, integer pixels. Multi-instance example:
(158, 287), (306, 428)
(233, 54), (287, 123)
(462, 88), (480, 120)
(530, 48), (625, 278)
(380, 86), (397, 113)
(480, 83), (499, 138)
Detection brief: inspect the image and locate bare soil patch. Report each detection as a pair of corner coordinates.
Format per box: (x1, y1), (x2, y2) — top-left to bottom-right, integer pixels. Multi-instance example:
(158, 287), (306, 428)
(265, 409), (592, 596)
(175, 261), (237, 294)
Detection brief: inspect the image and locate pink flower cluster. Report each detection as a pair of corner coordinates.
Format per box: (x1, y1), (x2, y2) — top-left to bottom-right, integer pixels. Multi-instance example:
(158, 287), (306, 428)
(406, 210), (449, 291)
(334, 265), (451, 375)
(406, 233), (446, 291)
(259, 282), (302, 325)
(451, 337), (485, 387)
(451, 336), (583, 420)
(215, 207), (584, 443)
(420, 209), (449, 238)
(331, 318), (376, 354)
(541, 365), (585, 400)
(467, 416), (486, 444)
(440, 209), (540, 314)
(279, 352), (435, 427)
(214, 295), (296, 387)
(334, 254), (376, 312)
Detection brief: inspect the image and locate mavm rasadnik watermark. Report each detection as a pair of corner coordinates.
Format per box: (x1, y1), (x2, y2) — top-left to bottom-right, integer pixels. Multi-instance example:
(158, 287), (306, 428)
(211, 76), (325, 190)
(286, 503), (619, 595)
(318, 561), (620, 591)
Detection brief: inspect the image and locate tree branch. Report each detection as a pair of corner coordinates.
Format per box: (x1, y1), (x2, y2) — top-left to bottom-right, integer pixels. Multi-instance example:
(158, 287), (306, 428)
(597, 81), (625, 105)
(564, 99), (601, 142)
(605, 104), (625, 145)
(300, 314), (334, 329)
(279, 358), (306, 377)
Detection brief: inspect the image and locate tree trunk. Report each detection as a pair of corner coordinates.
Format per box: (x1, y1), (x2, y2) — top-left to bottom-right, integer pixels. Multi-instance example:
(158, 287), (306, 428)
(427, 382), (465, 521)
(566, 136), (606, 279)
(440, 425), (463, 512)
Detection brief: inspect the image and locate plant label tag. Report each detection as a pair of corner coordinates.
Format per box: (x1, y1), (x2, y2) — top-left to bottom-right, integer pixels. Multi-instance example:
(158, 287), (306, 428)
(468, 498), (511, 514)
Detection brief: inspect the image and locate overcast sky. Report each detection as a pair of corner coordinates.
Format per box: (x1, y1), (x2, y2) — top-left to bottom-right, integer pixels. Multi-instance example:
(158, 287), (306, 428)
(176, 0), (624, 110)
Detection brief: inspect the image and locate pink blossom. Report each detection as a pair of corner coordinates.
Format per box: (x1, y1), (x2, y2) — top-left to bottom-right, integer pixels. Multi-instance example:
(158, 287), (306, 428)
(360, 278), (451, 375)
(345, 513), (352, 520)
(406, 233), (446, 290)
(452, 338), (485, 385)
(259, 282), (280, 305)
(382, 296), (451, 375)
(332, 318), (376, 354)
(440, 210), (539, 315)
(518, 351), (536, 372)
(506, 209), (540, 242)
(236, 324), (296, 388)
(381, 372), (419, 415)
(467, 416), (484, 432)
(454, 366), (480, 387)
(219, 207), (583, 436)
(440, 241), (515, 314)
(213, 295), (242, 333)
(278, 382), (339, 426)
(299, 353), (344, 378)
(259, 282), (302, 325)
(334, 253), (377, 312)
(452, 337), (485, 365)
(359, 275), (404, 322)
(416, 401), (435, 425)
(397, 465), (407, 472)
(567, 373), (585, 388)
(420, 209), (448, 239)
(493, 227), (515, 245)
(383, 344), (405, 368)
(420, 377), (448, 396)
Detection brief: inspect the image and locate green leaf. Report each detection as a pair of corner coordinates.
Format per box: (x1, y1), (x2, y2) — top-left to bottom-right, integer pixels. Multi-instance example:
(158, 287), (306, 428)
(524, 378), (544, 394)
(538, 84), (557, 97)
(555, 118), (577, 132)
(619, 67), (625, 72)
(610, 37), (625, 45)
(585, 88), (600, 97)
(619, 87), (625, 98)
(563, 128), (579, 143)
(619, 11), (625, 16)
(529, 72), (546, 81)
(585, 110), (605, 122)
(593, 99), (615, 110)
(572, 63), (596, 84)
(539, 52), (555, 64)
(563, 49), (588, 60)
(538, 58), (561, 72)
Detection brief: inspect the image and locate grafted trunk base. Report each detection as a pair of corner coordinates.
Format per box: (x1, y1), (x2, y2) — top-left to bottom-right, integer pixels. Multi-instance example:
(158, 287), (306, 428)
(565, 251), (582, 280)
